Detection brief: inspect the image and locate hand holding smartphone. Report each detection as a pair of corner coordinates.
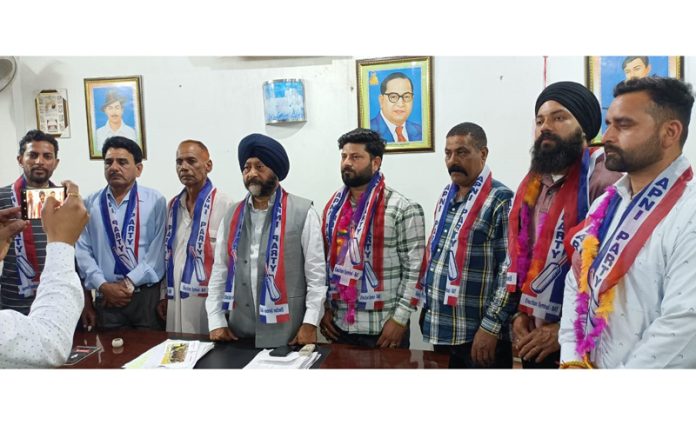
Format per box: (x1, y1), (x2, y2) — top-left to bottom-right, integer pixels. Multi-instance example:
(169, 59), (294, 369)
(21, 186), (66, 220)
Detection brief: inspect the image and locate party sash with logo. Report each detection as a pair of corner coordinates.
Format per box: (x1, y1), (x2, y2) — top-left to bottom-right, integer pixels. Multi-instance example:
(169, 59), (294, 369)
(99, 182), (140, 276)
(323, 171), (385, 311)
(411, 165), (493, 307)
(165, 179), (217, 299)
(506, 148), (599, 322)
(10, 176), (42, 297)
(569, 157), (692, 353)
(223, 188), (290, 324)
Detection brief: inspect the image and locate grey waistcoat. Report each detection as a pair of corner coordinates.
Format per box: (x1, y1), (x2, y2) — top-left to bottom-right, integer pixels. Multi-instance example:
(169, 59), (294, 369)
(227, 192), (312, 348)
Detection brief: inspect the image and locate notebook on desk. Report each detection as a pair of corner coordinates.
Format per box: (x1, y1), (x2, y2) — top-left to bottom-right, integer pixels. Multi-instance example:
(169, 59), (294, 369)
(193, 339), (330, 369)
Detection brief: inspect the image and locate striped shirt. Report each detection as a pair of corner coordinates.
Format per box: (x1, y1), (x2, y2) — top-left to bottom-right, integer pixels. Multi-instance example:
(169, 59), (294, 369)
(420, 179), (518, 345)
(0, 182), (49, 315)
(325, 186), (425, 335)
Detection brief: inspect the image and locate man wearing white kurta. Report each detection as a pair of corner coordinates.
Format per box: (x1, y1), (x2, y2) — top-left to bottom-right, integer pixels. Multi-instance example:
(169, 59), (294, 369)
(158, 140), (232, 334)
(559, 77), (696, 368)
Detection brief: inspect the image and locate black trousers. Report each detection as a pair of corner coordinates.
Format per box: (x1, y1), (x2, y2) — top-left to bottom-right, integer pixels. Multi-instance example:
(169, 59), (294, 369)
(521, 350), (560, 369)
(96, 283), (162, 330)
(434, 340), (513, 369)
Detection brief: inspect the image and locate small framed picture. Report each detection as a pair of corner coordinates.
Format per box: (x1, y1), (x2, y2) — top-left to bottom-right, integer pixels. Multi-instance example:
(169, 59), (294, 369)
(356, 56), (433, 153)
(585, 56), (683, 142)
(84, 75), (146, 160)
(263, 79), (306, 124)
(35, 89), (70, 138)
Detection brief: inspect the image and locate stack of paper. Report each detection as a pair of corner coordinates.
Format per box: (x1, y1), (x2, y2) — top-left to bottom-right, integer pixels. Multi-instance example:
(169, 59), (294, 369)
(243, 349), (321, 369)
(122, 339), (214, 369)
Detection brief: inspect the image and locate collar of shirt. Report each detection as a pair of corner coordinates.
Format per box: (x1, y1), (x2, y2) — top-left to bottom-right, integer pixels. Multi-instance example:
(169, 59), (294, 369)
(245, 188), (280, 212)
(107, 185), (134, 207)
(380, 110), (408, 141)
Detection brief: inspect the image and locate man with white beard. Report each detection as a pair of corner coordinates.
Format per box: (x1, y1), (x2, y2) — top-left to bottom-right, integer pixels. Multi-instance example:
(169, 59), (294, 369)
(206, 133), (326, 348)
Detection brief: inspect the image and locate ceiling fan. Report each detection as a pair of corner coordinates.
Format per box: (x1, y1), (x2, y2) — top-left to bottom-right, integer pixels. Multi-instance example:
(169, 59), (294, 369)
(0, 56), (17, 93)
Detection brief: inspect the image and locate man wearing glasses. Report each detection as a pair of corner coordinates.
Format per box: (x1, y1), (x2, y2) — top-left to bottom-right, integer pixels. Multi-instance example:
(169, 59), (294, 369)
(370, 72), (423, 143)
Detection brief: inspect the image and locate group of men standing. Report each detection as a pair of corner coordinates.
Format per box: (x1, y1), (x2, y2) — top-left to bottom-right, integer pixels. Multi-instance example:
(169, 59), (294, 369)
(2, 75), (695, 369)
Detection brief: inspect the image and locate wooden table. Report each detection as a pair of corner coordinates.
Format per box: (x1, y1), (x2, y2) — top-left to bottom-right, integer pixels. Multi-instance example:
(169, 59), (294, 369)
(67, 329), (449, 369)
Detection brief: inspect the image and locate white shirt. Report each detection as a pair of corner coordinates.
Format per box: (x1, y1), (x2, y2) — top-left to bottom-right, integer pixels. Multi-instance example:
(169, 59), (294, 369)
(164, 190), (232, 334)
(560, 156), (696, 368)
(94, 122), (137, 152)
(381, 111), (410, 142)
(206, 197), (326, 332)
(0, 243), (84, 368)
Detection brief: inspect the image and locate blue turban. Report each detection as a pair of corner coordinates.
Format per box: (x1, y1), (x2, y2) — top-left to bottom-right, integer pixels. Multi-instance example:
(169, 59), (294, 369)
(535, 81), (602, 140)
(238, 133), (290, 181)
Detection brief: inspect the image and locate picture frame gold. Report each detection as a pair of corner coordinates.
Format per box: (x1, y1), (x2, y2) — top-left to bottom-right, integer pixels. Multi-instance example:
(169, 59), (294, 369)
(84, 75), (146, 160)
(356, 56), (433, 153)
(585, 56), (683, 143)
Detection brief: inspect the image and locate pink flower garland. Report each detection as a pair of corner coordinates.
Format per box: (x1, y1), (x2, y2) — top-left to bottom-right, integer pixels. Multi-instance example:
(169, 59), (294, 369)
(336, 203), (358, 324)
(573, 186), (617, 357)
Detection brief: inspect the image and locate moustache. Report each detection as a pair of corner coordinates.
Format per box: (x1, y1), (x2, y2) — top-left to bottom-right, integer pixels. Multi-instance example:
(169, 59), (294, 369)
(448, 166), (467, 175)
(534, 131), (564, 146)
(604, 145), (621, 155)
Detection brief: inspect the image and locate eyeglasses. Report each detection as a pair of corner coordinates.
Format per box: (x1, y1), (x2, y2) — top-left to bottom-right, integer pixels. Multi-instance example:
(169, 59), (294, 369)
(384, 92), (414, 103)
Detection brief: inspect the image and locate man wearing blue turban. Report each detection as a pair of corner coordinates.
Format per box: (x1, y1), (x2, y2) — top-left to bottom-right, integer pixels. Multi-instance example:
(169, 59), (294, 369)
(205, 133), (327, 348)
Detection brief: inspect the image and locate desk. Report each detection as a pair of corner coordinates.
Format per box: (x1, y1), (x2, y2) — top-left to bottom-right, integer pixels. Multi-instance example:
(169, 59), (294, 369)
(68, 329), (449, 369)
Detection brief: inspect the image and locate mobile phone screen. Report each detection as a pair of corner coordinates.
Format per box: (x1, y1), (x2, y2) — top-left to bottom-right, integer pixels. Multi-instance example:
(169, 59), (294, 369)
(21, 186), (66, 220)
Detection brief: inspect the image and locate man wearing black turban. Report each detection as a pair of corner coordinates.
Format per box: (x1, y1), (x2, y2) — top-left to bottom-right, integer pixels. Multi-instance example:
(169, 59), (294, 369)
(206, 133), (327, 348)
(507, 81), (621, 369)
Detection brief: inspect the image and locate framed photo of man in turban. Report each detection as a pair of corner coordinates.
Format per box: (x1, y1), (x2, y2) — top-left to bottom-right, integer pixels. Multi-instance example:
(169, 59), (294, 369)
(356, 56), (433, 153)
(585, 56), (683, 144)
(84, 75), (147, 160)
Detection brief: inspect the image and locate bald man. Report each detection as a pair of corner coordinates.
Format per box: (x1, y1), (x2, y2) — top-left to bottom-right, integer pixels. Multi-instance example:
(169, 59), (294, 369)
(158, 140), (233, 334)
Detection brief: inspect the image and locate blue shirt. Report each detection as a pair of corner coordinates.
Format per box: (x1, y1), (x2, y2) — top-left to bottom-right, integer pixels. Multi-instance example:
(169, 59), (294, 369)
(76, 184), (167, 290)
(420, 179), (517, 345)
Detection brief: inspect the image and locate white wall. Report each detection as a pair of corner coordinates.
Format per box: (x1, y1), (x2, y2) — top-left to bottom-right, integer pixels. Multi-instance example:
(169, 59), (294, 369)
(2, 56), (696, 350)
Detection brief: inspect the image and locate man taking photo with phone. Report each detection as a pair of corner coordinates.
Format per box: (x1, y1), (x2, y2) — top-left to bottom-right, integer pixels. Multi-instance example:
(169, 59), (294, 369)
(0, 129), (62, 315)
(0, 181), (90, 368)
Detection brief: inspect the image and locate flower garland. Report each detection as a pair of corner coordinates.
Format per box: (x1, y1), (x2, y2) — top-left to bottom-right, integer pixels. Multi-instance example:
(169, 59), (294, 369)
(515, 175), (542, 285)
(573, 186), (618, 358)
(335, 202), (358, 324)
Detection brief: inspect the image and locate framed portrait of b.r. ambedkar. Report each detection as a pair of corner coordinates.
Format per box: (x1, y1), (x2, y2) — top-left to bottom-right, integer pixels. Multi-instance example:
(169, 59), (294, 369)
(356, 56), (433, 153)
(84, 75), (147, 160)
(585, 56), (683, 143)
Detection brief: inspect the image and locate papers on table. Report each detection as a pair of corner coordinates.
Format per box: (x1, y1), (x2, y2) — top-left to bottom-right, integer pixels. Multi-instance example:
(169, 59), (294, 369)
(122, 339), (214, 369)
(243, 349), (321, 369)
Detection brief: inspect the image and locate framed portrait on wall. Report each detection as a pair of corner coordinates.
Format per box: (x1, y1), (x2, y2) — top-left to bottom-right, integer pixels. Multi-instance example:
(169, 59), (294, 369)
(356, 56), (433, 153)
(84, 75), (146, 160)
(263, 79), (306, 124)
(35, 89), (70, 138)
(585, 56), (683, 143)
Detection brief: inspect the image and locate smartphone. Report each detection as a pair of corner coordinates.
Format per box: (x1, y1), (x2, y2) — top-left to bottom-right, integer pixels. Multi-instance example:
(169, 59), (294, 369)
(269, 345), (295, 357)
(21, 186), (66, 220)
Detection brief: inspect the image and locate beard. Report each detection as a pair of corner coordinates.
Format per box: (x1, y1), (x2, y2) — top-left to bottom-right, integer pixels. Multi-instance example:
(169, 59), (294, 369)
(530, 128), (585, 174)
(27, 167), (51, 186)
(245, 174), (278, 197)
(341, 164), (374, 187)
(604, 132), (663, 173)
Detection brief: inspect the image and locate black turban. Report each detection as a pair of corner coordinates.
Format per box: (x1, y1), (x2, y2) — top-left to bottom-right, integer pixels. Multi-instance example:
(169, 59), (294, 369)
(238, 133), (290, 181)
(535, 81), (601, 140)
